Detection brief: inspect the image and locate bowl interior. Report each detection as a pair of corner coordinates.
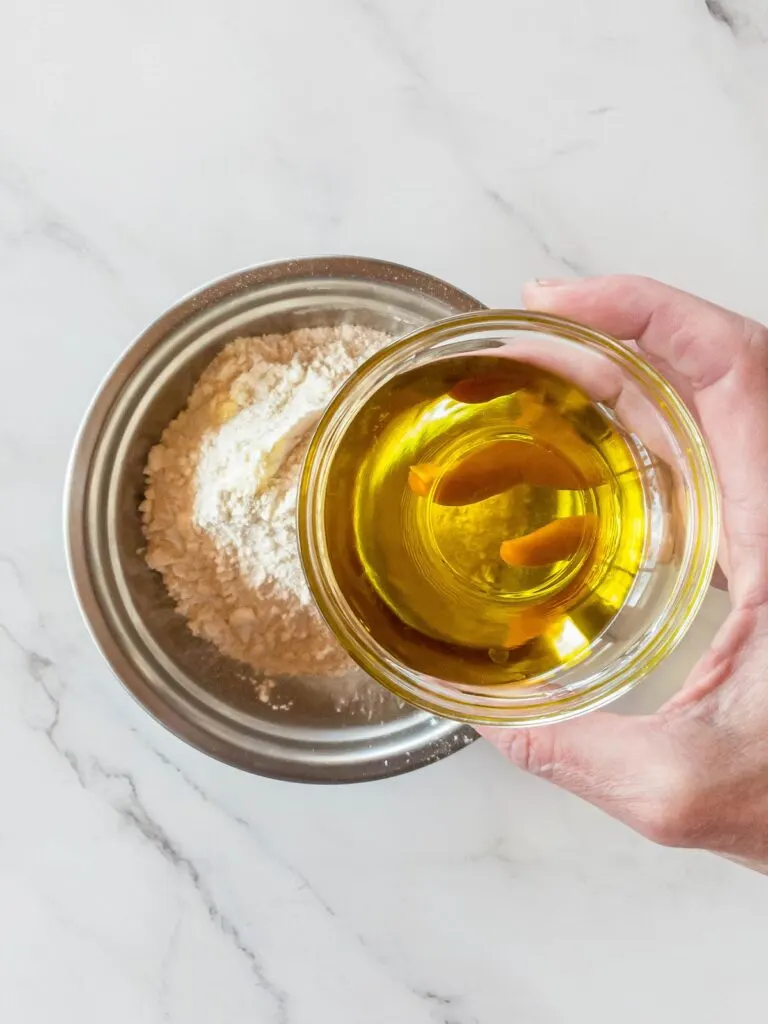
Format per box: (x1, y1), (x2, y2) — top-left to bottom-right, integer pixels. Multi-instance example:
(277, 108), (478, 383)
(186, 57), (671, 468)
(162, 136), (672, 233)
(299, 311), (720, 725)
(67, 259), (482, 780)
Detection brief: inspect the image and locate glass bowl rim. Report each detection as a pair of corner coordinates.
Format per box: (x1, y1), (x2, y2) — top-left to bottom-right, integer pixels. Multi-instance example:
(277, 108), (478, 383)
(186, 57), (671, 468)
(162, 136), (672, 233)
(298, 309), (721, 726)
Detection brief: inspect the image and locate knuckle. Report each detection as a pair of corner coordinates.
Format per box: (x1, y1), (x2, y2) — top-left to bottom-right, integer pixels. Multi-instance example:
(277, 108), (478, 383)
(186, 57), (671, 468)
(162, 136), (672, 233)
(735, 319), (768, 378)
(494, 728), (558, 779)
(743, 317), (768, 354)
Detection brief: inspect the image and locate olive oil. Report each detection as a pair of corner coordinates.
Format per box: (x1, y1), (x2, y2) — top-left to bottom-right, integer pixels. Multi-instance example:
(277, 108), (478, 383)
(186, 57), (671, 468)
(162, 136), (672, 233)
(324, 354), (648, 686)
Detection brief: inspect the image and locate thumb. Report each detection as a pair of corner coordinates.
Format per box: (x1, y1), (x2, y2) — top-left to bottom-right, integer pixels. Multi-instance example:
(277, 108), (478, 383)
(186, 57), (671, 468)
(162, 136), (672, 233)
(478, 713), (687, 841)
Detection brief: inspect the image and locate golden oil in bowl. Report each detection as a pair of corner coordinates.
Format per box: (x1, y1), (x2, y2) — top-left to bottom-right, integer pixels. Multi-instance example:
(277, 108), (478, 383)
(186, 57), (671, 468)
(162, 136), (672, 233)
(300, 310), (719, 725)
(324, 354), (648, 686)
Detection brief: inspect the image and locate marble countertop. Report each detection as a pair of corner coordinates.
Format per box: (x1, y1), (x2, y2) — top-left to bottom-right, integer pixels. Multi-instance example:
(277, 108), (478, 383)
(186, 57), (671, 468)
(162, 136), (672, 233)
(3, 1), (768, 1021)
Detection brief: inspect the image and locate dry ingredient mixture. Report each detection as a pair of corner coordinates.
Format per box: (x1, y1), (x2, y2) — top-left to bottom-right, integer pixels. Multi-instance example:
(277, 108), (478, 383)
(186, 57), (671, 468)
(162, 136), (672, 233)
(141, 324), (389, 682)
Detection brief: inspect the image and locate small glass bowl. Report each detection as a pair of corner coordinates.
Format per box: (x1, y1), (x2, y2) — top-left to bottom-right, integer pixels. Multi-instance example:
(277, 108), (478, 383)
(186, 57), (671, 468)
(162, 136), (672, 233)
(298, 311), (720, 726)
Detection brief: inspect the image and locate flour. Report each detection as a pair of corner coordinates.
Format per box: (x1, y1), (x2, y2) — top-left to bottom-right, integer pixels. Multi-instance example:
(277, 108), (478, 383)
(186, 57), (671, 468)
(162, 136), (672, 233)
(141, 324), (389, 681)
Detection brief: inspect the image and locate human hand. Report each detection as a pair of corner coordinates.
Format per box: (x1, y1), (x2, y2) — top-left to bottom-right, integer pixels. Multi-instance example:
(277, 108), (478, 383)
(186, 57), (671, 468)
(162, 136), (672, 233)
(480, 275), (768, 872)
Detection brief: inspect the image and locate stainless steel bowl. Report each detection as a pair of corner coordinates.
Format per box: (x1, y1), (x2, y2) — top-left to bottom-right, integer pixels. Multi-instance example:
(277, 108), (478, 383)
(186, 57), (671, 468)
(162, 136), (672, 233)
(65, 256), (482, 782)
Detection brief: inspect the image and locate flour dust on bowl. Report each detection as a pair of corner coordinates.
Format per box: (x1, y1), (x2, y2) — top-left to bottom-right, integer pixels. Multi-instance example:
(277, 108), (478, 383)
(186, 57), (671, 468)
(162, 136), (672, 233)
(299, 311), (720, 726)
(65, 257), (480, 782)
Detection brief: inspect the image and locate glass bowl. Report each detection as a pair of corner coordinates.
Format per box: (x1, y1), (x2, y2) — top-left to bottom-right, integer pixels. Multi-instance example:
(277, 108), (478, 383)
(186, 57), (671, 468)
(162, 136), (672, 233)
(298, 310), (720, 727)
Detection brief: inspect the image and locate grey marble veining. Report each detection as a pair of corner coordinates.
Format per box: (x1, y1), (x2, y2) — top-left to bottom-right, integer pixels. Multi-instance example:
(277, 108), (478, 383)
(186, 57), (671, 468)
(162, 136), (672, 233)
(2, 1), (768, 1022)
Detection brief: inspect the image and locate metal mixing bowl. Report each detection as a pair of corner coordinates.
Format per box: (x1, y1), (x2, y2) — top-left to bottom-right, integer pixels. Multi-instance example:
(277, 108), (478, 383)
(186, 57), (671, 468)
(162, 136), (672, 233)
(65, 257), (481, 782)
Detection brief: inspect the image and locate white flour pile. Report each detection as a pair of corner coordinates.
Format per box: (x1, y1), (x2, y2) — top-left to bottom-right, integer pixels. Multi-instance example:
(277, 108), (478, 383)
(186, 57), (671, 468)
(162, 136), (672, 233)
(141, 324), (389, 679)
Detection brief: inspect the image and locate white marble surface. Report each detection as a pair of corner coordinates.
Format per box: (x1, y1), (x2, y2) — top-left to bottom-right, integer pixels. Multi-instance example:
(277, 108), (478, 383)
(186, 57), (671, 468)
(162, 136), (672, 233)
(2, 1), (768, 1021)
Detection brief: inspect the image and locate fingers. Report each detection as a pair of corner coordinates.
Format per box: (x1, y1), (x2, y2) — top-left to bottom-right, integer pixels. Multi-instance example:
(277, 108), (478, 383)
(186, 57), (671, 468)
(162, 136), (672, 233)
(523, 276), (758, 393)
(478, 714), (688, 842)
(482, 335), (678, 467)
(480, 605), (768, 862)
(524, 276), (768, 608)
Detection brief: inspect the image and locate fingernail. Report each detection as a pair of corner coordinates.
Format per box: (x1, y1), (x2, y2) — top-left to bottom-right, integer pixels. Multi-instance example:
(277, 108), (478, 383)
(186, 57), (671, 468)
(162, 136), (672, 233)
(530, 277), (572, 287)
